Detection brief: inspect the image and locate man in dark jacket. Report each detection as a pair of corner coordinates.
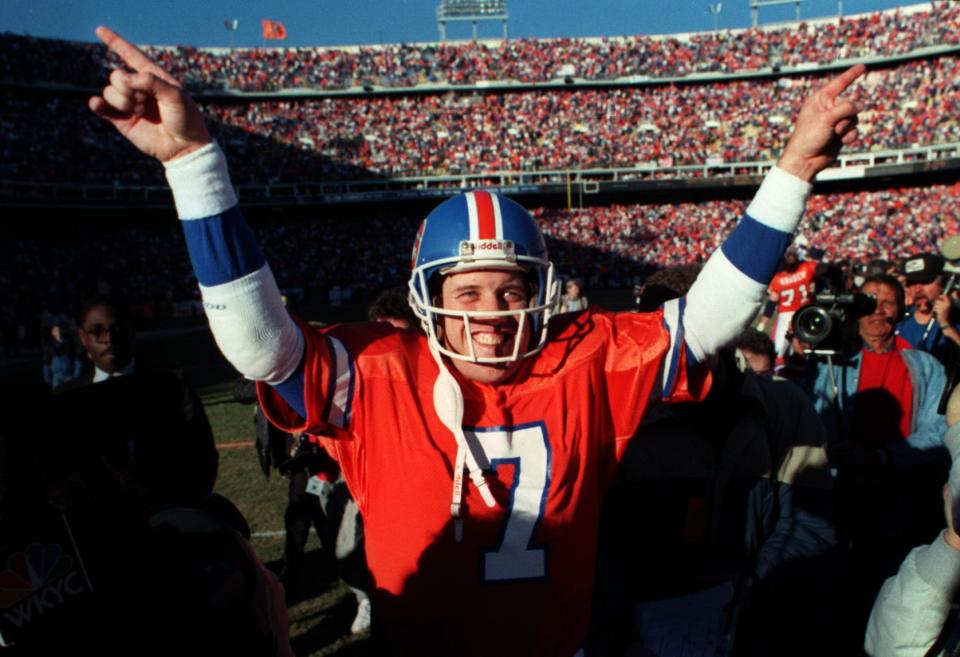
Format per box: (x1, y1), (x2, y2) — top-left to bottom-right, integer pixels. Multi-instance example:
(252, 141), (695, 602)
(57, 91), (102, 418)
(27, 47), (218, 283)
(59, 295), (218, 506)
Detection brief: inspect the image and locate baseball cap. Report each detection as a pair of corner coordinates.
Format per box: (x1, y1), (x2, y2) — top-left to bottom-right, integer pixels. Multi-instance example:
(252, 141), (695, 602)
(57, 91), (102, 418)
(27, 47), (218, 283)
(902, 253), (944, 284)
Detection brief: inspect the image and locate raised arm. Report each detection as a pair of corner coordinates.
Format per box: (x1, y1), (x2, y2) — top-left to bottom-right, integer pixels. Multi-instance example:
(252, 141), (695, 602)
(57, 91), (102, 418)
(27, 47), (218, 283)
(681, 65), (864, 362)
(89, 28), (306, 414)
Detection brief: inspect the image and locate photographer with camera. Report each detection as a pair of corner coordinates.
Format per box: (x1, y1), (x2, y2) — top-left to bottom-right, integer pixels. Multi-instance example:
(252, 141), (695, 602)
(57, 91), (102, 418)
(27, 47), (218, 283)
(896, 253), (960, 370)
(798, 275), (947, 470)
(793, 273), (950, 652)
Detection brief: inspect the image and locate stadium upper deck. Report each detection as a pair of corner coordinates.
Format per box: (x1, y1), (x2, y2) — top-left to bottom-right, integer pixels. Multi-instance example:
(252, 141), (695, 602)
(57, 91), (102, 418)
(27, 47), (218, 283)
(2, 55), (956, 188)
(0, 2), (957, 201)
(1, 2), (957, 93)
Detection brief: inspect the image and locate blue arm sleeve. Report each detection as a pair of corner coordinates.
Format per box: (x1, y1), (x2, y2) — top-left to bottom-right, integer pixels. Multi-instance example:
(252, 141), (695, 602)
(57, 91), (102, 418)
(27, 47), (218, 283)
(271, 361), (307, 420)
(720, 214), (793, 286)
(167, 143), (303, 388)
(180, 206), (266, 287)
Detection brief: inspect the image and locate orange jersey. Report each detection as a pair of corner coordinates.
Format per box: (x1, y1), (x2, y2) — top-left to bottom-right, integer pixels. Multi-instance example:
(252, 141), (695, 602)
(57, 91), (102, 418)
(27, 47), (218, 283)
(769, 260), (818, 313)
(258, 309), (708, 656)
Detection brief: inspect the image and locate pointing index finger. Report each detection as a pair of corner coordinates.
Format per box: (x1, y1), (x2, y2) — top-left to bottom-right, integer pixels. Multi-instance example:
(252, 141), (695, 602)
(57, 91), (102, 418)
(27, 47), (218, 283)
(96, 26), (181, 88)
(820, 63), (866, 100)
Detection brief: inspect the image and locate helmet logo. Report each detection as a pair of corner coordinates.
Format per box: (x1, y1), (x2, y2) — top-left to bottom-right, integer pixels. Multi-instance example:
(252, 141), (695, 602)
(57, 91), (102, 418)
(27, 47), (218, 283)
(459, 239), (516, 262)
(466, 191), (503, 242)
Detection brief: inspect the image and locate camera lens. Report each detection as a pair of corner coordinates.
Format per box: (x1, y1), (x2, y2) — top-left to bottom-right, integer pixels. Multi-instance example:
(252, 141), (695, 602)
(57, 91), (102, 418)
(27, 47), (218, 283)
(802, 312), (825, 333)
(793, 306), (833, 345)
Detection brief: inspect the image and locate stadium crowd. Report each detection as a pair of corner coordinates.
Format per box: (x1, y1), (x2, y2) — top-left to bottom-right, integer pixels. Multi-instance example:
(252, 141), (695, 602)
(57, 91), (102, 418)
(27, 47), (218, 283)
(6, 180), (957, 360)
(1, 2), (958, 91)
(200, 55), (957, 180)
(144, 2), (960, 91)
(540, 181), (960, 283)
(1, 54), (957, 186)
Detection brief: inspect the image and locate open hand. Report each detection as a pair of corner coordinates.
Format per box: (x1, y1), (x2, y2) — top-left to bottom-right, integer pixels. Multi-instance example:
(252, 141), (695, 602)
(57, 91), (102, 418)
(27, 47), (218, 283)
(777, 64), (865, 182)
(88, 26), (211, 162)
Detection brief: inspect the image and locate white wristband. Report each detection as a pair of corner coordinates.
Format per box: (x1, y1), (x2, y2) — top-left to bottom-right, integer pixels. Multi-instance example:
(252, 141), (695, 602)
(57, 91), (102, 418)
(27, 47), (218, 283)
(164, 142), (238, 220)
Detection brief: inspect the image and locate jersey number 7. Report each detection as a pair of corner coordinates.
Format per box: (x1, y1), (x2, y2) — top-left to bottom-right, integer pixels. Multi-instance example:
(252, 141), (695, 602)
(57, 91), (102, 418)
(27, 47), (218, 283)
(469, 422), (552, 582)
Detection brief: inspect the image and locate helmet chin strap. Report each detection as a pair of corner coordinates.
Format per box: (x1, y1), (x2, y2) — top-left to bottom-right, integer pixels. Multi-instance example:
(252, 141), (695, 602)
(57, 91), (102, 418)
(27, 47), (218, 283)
(428, 341), (497, 543)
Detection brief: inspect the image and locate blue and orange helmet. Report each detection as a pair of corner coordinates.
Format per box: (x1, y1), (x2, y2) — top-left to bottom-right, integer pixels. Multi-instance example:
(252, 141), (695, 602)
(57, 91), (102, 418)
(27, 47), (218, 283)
(408, 191), (559, 363)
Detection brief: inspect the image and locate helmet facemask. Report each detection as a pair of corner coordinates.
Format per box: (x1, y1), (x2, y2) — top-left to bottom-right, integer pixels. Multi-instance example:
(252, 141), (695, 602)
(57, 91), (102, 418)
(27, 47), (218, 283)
(409, 260), (559, 365)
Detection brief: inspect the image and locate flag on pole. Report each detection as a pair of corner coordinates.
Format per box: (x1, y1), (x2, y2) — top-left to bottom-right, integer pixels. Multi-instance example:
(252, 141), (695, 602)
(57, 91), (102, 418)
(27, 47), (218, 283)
(224, 19), (239, 31)
(261, 19), (288, 40)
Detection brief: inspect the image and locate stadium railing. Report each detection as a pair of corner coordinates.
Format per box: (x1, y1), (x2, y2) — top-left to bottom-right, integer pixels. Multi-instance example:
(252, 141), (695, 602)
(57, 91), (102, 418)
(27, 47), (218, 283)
(3, 143), (957, 208)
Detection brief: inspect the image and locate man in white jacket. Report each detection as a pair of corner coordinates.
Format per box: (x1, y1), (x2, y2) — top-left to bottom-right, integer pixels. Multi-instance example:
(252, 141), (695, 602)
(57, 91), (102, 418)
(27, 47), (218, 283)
(865, 386), (960, 656)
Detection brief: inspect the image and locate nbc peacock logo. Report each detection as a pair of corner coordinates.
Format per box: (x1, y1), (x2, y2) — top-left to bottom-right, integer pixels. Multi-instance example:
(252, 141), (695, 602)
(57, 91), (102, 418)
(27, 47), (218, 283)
(0, 543), (74, 609)
(0, 516), (93, 647)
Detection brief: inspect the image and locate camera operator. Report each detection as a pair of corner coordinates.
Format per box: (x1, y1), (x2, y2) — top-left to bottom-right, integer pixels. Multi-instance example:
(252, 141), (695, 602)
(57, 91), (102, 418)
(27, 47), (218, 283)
(896, 253), (960, 369)
(799, 275), (947, 470)
(794, 274), (950, 651)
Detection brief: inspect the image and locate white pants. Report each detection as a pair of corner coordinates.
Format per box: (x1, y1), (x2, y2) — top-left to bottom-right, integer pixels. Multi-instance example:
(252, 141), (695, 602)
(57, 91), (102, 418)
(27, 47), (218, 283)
(772, 310), (795, 359)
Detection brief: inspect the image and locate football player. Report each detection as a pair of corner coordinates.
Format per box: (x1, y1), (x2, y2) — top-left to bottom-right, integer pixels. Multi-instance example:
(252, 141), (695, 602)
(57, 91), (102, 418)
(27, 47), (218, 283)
(89, 26), (863, 655)
(757, 249), (820, 364)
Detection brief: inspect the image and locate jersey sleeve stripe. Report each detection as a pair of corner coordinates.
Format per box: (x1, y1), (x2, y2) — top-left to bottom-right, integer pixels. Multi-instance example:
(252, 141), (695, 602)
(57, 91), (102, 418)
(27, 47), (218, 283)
(164, 142), (238, 220)
(181, 207), (266, 287)
(322, 335), (355, 429)
(660, 297), (685, 397)
(719, 214), (792, 285)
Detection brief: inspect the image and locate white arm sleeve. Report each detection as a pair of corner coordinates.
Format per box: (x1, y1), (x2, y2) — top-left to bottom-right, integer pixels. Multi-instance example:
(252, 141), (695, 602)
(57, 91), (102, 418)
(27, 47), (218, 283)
(199, 265), (304, 384)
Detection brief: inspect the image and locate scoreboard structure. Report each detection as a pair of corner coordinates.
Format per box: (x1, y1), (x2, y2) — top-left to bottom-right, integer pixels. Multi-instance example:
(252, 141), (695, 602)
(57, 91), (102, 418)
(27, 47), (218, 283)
(437, 0), (509, 41)
(750, 0), (806, 26)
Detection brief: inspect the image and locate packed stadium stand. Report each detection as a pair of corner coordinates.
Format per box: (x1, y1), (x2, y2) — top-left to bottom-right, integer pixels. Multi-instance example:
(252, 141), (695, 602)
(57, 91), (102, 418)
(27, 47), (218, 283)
(1, 1), (958, 353)
(6, 52), (955, 185)
(2, 2), (957, 90)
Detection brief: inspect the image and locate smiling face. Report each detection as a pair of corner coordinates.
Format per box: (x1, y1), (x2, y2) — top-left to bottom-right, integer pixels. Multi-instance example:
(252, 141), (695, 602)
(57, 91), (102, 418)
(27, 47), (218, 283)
(78, 303), (134, 374)
(438, 269), (532, 385)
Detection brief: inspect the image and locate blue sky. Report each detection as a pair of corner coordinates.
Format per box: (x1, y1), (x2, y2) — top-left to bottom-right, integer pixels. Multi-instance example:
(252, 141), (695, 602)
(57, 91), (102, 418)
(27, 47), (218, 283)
(2, 0), (920, 48)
